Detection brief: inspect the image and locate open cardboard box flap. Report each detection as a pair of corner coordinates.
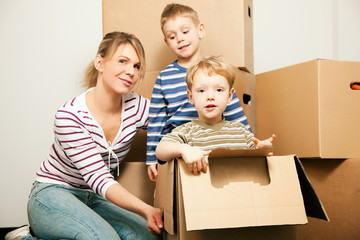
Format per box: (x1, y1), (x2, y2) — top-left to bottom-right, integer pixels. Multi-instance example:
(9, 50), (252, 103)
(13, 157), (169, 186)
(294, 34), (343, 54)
(155, 149), (328, 234)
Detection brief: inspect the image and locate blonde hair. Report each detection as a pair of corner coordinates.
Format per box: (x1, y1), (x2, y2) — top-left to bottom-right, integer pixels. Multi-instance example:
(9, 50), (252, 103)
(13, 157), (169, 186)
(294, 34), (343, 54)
(160, 3), (200, 34)
(186, 56), (235, 90)
(83, 31), (146, 89)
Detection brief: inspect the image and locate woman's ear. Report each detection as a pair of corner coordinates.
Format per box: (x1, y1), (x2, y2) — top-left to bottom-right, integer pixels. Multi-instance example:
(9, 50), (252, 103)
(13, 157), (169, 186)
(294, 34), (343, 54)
(228, 88), (235, 103)
(187, 89), (194, 105)
(94, 54), (104, 73)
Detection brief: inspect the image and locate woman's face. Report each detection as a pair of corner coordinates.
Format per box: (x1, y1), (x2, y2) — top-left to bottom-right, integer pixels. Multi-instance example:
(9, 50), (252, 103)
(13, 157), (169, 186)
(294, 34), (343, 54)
(98, 43), (141, 95)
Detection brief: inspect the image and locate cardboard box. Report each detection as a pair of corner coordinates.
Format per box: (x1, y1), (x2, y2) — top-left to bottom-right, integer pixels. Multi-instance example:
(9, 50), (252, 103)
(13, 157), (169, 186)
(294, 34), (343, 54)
(297, 158), (360, 240)
(256, 59), (360, 158)
(155, 149), (328, 239)
(233, 67), (256, 134)
(117, 129), (155, 205)
(102, 0), (254, 73)
(116, 161), (155, 205)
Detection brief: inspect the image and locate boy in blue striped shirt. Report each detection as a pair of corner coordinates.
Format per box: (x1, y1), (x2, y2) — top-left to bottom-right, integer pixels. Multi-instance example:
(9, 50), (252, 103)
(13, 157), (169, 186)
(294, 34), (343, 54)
(146, 3), (251, 181)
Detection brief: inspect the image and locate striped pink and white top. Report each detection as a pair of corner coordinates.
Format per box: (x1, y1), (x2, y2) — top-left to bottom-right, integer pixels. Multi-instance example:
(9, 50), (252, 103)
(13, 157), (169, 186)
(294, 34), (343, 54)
(35, 88), (149, 198)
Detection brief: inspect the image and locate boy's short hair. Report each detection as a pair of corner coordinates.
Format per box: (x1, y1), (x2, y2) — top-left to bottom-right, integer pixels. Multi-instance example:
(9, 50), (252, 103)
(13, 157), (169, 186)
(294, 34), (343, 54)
(161, 3), (200, 34)
(186, 56), (236, 90)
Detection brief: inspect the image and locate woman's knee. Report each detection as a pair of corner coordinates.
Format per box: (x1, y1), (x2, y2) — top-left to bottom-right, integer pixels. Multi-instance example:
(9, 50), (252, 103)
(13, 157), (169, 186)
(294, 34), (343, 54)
(27, 183), (121, 240)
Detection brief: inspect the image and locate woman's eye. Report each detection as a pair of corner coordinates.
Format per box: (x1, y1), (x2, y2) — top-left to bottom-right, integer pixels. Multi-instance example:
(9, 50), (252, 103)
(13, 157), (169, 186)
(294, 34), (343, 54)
(119, 60), (126, 64)
(134, 64), (140, 70)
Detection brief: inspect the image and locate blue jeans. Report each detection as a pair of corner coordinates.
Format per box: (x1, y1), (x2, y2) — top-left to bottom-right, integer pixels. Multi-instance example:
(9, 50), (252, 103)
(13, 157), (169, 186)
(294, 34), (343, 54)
(24, 182), (161, 240)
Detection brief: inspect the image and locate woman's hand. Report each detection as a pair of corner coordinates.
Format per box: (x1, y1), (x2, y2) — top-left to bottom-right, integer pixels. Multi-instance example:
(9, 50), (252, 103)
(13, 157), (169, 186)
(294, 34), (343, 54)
(106, 184), (163, 235)
(145, 206), (163, 235)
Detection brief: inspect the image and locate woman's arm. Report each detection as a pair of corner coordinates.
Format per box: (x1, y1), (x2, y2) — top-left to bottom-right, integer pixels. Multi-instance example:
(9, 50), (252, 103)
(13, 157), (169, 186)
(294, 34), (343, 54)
(106, 183), (163, 235)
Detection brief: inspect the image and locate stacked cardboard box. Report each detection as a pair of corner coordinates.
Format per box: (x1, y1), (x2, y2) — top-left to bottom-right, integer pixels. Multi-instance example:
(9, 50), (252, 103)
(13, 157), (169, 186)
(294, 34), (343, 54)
(256, 59), (360, 158)
(256, 59), (360, 239)
(102, 0), (254, 73)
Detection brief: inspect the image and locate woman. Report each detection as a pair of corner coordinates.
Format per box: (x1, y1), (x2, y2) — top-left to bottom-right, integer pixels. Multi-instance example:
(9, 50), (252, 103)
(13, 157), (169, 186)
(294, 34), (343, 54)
(8, 32), (163, 240)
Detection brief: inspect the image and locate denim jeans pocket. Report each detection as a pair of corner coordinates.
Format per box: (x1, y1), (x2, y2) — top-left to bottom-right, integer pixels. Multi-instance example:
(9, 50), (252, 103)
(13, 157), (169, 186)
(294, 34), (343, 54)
(29, 181), (60, 200)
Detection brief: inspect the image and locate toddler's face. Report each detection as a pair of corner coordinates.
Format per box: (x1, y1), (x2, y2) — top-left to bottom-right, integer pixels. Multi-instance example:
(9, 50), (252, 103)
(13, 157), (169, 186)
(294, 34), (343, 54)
(163, 16), (204, 61)
(187, 69), (234, 125)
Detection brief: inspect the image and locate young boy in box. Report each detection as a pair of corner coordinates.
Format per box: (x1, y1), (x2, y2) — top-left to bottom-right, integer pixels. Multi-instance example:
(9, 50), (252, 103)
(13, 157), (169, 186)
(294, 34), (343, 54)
(155, 56), (276, 175)
(147, 3), (251, 180)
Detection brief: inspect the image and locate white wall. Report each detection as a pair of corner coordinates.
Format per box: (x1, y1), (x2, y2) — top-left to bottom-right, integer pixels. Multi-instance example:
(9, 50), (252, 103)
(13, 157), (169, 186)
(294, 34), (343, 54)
(1, 0), (359, 227)
(253, 0), (360, 74)
(0, 0), (102, 227)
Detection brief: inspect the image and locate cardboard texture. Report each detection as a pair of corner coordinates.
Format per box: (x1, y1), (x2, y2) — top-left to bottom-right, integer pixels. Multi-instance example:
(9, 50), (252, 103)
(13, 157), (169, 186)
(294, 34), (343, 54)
(115, 161), (155, 205)
(102, 0), (254, 73)
(297, 158), (360, 240)
(118, 130), (153, 205)
(256, 59), (360, 158)
(155, 149), (327, 239)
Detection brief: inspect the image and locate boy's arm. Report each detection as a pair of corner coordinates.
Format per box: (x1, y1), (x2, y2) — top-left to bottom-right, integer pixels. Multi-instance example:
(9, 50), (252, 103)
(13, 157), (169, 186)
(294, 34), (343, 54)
(155, 141), (188, 162)
(223, 90), (251, 131)
(156, 140), (210, 175)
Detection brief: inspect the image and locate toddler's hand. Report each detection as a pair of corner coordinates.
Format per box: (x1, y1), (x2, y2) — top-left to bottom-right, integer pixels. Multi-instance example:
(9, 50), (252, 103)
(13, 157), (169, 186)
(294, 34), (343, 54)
(252, 134), (276, 156)
(252, 134), (276, 148)
(181, 145), (211, 175)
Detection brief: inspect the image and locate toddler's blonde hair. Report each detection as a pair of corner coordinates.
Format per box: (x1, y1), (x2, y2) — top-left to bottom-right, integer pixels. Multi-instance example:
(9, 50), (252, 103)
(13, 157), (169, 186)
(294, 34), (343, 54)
(186, 56), (235, 90)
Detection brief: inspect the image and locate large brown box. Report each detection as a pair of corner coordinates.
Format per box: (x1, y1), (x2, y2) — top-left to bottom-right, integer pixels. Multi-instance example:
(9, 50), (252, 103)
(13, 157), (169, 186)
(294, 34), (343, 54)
(256, 59), (360, 158)
(154, 149), (328, 240)
(102, 0), (254, 73)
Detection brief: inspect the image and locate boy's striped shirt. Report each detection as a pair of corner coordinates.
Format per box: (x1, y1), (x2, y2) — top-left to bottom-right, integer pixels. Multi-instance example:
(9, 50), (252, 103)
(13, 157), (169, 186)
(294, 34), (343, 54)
(161, 119), (255, 150)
